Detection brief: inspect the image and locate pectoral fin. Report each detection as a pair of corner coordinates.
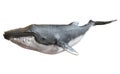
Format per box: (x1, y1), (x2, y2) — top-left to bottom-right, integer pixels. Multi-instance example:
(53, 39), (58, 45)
(65, 44), (79, 55)
(57, 41), (78, 55)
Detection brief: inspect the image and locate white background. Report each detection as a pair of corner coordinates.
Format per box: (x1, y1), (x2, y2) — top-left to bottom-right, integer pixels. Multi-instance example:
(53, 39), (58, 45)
(0, 0), (120, 74)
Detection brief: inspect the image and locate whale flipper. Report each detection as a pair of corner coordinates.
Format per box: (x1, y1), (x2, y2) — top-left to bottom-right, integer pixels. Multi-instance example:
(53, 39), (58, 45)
(57, 41), (78, 55)
(65, 44), (78, 55)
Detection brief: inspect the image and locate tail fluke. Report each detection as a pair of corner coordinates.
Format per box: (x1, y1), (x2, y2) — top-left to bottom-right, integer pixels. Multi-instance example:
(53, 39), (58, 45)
(89, 20), (117, 26)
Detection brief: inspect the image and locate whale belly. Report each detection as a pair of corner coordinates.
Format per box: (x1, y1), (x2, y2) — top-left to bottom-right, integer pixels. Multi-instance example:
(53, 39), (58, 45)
(68, 35), (84, 46)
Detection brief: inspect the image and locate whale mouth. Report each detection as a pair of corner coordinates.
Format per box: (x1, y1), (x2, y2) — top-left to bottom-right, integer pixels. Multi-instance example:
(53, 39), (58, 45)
(3, 29), (41, 51)
(3, 28), (64, 54)
(10, 36), (35, 49)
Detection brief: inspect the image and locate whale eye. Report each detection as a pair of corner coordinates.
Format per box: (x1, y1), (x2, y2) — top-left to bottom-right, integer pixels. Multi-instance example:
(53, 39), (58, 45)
(41, 37), (46, 40)
(41, 36), (47, 41)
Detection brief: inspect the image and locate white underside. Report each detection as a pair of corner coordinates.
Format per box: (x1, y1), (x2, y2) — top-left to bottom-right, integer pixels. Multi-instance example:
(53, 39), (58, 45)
(68, 35), (83, 46)
(10, 35), (84, 54)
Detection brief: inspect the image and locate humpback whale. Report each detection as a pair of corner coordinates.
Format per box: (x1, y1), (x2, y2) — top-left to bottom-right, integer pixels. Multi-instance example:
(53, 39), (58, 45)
(3, 20), (116, 55)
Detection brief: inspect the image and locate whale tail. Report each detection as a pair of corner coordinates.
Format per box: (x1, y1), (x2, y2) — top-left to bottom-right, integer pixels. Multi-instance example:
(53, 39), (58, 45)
(88, 20), (117, 26)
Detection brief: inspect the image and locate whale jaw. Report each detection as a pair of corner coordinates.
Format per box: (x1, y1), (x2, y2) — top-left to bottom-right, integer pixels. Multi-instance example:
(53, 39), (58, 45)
(10, 36), (64, 54)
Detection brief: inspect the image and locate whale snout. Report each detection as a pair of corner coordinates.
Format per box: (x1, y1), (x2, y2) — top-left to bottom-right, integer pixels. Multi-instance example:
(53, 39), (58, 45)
(3, 29), (19, 40)
(3, 31), (11, 40)
(3, 28), (33, 40)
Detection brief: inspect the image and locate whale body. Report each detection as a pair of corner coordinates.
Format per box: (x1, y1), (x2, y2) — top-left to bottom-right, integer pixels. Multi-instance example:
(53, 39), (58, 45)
(3, 20), (116, 55)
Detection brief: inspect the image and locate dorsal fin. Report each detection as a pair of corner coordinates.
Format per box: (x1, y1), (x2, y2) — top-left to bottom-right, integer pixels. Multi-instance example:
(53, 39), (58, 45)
(69, 22), (79, 26)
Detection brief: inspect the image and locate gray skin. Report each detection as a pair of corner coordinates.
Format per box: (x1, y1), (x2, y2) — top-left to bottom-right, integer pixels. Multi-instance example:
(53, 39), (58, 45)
(3, 20), (116, 55)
